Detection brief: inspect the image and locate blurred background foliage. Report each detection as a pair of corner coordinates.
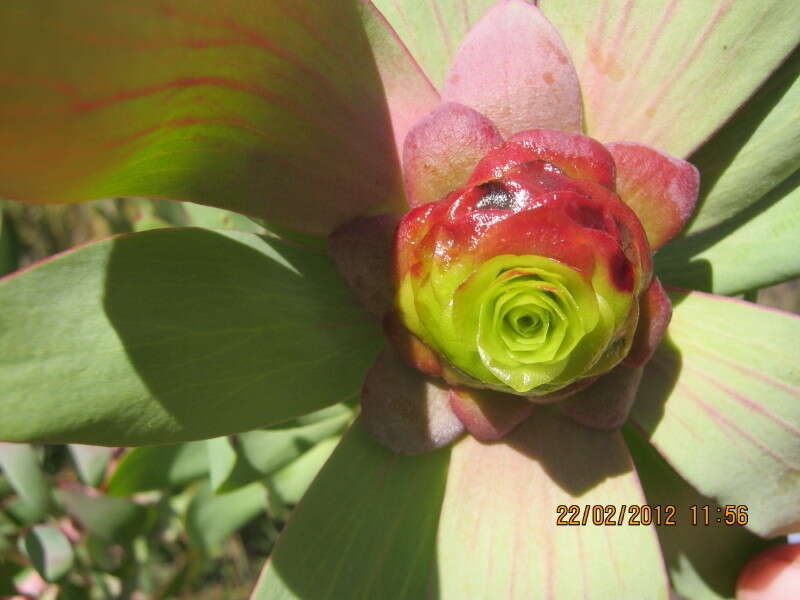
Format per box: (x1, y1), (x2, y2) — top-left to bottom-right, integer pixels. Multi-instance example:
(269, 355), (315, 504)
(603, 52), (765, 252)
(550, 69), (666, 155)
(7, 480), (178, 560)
(0, 198), (797, 598)
(0, 198), (354, 599)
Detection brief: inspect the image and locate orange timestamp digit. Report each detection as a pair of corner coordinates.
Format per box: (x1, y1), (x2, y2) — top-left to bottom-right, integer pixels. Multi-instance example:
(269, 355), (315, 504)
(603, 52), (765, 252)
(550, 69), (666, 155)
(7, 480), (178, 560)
(689, 504), (749, 526)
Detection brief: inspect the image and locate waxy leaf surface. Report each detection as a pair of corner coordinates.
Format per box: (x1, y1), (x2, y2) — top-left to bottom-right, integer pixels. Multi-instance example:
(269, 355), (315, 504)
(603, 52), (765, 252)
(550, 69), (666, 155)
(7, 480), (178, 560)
(631, 290), (800, 537)
(253, 421), (450, 599)
(0, 444), (52, 520)
(625, 426), (774, 600)
(436, 409), (669, 598)
(107, 441), (208, 495)
(21, 525), (74, 583)
(540, 0), (800, 157)
(655, 173), (800, 295)
(0, 228), (382, 445)
(688, 47), (800, 234)
(185, 481), (267, 555)
(68, 445), (114, 488)
(0, 0), (440, 235)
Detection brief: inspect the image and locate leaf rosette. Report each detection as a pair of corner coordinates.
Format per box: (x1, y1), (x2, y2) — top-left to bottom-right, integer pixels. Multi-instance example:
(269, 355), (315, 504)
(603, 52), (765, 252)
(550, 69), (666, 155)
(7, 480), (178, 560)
(393, 132), (653, 397)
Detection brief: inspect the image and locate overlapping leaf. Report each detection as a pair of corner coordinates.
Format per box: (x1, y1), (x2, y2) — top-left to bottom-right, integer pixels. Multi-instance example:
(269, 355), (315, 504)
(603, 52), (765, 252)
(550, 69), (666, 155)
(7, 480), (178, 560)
(540, 0), (800, 157)
(252, 421), (450, 599)
(0, 0), (441, 235)
(0, 228), (382, 444)
(631, 290), (800, 537)
(437, 409), (669, 598)
(655, 172), (800, 295)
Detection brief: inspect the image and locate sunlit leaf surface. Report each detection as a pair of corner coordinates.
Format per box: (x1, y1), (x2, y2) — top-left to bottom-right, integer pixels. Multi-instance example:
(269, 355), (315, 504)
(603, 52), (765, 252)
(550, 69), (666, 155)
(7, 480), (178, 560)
(655, 173), (800, 295)
(632, 290), (800, 537)
(252, 421), (450, 599)
(540, 0), (800, 157)
(625, 426), (774, 600)
(0, 0), (440, 235)
(436, 409), (669, 599)
(0, 229), (382, 444)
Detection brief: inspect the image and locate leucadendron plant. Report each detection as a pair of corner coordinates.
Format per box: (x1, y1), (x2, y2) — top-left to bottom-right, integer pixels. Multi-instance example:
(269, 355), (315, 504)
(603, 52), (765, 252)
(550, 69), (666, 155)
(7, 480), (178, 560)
(1, 1), (799, 598)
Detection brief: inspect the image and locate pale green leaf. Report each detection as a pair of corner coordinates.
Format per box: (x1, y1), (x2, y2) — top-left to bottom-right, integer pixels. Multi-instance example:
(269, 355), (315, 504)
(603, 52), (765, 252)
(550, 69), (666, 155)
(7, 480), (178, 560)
(655, 171), (800, 295)
(252, 421), (450, 599)
(687, 47), (800, 234)
(437, 408), (669, 599)
(540, 0), (800, 157)
(0, 443), (52, 519)
(206, 437), (237, 492)
(0, 228), (382, 445)
(238, 404), (354, 477)
(631, 290), (800, 537)
(57, 486), (149, 543)
(269, 436), (339, 505)
(106, 441), (208, 495)
(624, 425), (774, 600)
(184, 480), (266, 555)
(206, 436), (262, 494)
(182, 202), (264, 233)
(0, 1), (442, 235)
(21, 525), (74, 583)
(68, 445), (114, 488)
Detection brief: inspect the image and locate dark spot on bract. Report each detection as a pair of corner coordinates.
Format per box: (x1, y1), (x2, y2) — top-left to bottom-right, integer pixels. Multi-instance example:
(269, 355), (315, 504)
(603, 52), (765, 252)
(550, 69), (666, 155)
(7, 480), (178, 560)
(609, 250), (634, 292)
(567, 201), (606, 231)
(475, 180), (514, 210)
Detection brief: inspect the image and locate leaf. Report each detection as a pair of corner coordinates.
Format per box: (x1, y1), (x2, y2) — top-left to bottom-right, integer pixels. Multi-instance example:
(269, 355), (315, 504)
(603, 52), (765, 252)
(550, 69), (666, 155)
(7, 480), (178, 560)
(21, 525), (74, 583)
(206, 437), (237, 492)
(654, 171), (800, 295)
(624, 425), (774, 600)
(0, 443), (52, 520)
(206, 436), (262, 494)
(631, 290), (800, 537)
(68, 445), (114, 488)
(237, 404), (354, 477)
(268, 436), (340, 505)
(184, 480), (266, 555)
(436, 408), (669, 599)
(0, 0), (439, 235)
(0, 228), (382, 445)
(539, 0), (800, 157)
(251, 421), (450, 599)
(57, 485), (149, 543)
(370, 0), (498, 88)
(106, 441), (208, 495)
(182, 202), (264, 233)
(687, 47), (800, 234)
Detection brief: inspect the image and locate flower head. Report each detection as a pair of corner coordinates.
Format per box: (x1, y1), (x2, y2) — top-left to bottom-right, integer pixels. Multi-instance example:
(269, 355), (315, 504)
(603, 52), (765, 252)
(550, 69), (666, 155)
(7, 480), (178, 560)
(394, 129), (653, 396)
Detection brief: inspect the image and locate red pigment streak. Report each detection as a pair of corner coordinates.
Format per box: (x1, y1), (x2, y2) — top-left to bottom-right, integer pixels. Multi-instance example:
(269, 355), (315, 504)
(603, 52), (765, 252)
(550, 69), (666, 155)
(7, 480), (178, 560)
(642, 0), (733, 137)
(274, 0), (347, 60)
(687, 387), (800, 472)
(72, 76), (291, 114)
(682, 364), (800, 437)
(158, 6), (355, 117)
(542, 72), (555, 84)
